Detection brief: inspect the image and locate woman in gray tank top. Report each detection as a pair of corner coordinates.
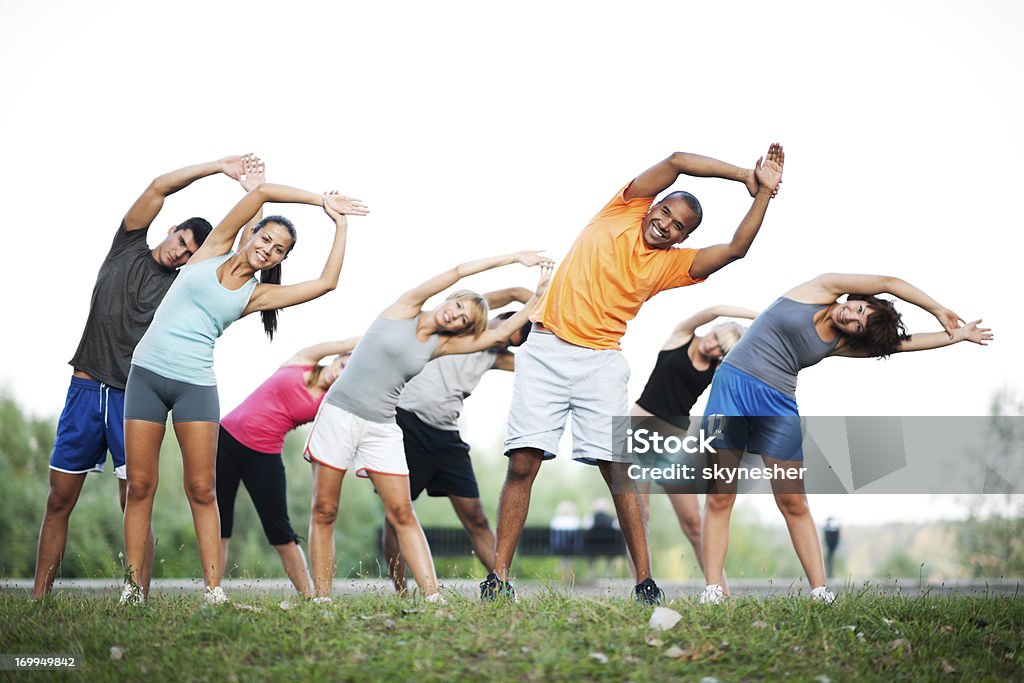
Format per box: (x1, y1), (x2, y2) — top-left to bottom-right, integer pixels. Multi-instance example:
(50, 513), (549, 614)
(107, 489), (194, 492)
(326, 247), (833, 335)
(121, 155), (370, 606)
(305, 254), (553, 604)
(699, 273), (991, 606)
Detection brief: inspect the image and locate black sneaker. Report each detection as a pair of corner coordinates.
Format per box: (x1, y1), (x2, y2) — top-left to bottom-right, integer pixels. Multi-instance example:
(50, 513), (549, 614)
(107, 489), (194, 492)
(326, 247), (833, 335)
(634, 578), (664, 606)
(480, 572), (517, 602)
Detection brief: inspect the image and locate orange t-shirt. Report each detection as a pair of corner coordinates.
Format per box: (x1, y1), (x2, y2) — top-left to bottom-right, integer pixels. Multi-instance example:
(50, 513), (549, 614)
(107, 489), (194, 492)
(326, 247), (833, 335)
(532, 185), (703, 350)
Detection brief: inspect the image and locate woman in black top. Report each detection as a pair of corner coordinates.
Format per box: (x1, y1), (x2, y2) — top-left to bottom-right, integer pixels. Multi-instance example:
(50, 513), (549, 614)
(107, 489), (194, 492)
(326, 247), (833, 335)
(631, 305), (756, 579)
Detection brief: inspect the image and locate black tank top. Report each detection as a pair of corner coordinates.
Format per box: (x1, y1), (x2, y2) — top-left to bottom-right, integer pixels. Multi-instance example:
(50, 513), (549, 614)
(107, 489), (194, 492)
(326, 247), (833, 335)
(636, 338), (716, 427)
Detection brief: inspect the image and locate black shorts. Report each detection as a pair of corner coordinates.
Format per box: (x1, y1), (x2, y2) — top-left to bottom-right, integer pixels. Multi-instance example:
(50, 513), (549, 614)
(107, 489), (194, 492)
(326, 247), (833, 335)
(215, 428), (299, 546)
(396, 408), (479, 500)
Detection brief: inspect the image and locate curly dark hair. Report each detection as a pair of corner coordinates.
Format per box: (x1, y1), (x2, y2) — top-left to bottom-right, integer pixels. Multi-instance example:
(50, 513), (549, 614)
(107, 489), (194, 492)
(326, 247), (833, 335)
(839, 294), (910, 358)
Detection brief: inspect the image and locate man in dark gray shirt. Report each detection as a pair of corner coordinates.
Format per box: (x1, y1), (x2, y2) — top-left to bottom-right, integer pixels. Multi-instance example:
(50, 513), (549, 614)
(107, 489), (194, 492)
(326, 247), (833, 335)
(32, 154), (262, 599)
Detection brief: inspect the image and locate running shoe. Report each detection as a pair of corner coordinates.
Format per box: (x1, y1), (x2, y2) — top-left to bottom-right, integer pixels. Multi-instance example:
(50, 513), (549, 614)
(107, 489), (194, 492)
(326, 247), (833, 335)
(479, 573), (516, 602)
(118, 582), (144, 606)
(311, 596), (333, 605)
(425, 592), (447, 605)
(634, 578), (664, 606)
(811, 586), (836, 604)
(699, 584), (726, 605)
(204, 585), (229, 605)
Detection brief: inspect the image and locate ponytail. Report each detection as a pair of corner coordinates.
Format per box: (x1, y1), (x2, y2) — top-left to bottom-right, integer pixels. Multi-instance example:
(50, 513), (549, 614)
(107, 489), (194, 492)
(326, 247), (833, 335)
(252, 215), (298, 341)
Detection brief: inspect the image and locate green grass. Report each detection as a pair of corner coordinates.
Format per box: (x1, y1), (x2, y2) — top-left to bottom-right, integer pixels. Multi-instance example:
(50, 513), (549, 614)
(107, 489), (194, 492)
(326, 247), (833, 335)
(2, 591), (1022, 682)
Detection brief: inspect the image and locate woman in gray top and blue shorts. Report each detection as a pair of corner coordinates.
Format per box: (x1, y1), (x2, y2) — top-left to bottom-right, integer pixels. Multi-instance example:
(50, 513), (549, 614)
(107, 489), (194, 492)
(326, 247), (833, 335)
(698, 273), (991, 605)
(120, 158), (369, 606)
(303, 253), (552, 603)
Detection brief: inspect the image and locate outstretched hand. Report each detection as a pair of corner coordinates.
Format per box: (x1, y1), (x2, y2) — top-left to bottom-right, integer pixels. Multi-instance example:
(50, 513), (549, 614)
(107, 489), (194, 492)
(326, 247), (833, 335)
(754, 143), (784, 198)
(956, 319), (993, 346)
(514, 250), (555, 268)
(322, 191), (346, 222)
(323, 193), (370, 216)
(534, 262), (555, 297)
(220, 153), (265, 191)
(933, 307), (965, 339)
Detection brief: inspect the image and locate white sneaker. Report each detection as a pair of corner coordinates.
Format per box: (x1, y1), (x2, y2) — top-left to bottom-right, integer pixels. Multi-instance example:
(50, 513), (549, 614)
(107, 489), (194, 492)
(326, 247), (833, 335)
(811, 586), (836, 604)
(425, 592), (447, 605)
(204, 585), (229, 605)
(311, 596), (333, 605)
(699, 584), (726, 605)
(119, 582), (144, 606)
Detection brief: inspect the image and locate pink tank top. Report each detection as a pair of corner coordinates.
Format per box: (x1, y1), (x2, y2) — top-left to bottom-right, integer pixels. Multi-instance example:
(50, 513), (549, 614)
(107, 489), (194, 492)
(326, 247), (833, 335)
(221, 365), (325, 454)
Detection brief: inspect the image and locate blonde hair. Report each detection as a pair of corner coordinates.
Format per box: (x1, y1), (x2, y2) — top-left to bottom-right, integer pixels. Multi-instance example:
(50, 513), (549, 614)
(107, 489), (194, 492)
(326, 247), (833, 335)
(444, 289), (489, 338)
(712, 322), (746, 355)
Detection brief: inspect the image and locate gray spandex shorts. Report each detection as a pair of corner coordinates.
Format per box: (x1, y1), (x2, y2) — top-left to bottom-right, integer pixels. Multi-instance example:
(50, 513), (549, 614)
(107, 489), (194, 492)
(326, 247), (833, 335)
(124, 365), (220, 424)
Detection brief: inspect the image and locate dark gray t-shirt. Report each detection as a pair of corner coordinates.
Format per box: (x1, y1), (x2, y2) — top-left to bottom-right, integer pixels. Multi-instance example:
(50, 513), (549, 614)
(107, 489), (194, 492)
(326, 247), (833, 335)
(68, 222), (178, 389)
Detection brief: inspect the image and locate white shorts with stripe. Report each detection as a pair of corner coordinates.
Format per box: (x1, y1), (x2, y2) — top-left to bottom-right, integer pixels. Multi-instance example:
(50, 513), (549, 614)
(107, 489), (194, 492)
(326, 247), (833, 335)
(303, 402), (408, 477)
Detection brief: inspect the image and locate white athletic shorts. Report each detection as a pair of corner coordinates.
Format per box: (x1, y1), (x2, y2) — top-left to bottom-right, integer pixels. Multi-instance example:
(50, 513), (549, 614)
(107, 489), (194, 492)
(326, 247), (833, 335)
(504, 330), (630, 464)
(303, 403), (408, 477)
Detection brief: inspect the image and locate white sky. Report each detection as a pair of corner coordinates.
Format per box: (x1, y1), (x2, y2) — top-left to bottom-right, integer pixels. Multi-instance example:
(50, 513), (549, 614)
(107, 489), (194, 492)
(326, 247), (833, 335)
(1, 0), (1021, 525)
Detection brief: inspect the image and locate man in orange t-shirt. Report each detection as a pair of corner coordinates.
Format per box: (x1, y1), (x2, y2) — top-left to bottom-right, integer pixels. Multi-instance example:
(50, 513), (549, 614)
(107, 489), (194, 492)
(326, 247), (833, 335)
(482, 144), (785, 605)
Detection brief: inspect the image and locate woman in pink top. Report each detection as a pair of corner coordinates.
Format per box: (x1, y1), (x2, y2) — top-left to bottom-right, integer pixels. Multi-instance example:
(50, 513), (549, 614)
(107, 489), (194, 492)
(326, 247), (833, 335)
(216, 337), (358, 596)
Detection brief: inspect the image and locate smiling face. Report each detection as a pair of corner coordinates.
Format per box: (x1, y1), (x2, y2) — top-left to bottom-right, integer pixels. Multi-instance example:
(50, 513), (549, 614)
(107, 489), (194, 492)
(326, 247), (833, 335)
(316, 353), (350, 389)
(696, 329), (725, 360)
(831, 299), (875, 336)
(434, 298), (477, 334)
(153, 227), (200, 268)
(641, 195), (700, 249)
(244, 222), (295, 271)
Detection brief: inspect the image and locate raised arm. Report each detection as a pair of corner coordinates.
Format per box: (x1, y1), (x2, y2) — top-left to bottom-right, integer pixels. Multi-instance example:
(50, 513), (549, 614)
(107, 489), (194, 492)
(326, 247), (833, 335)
(436, 264), (554, 356)
(625, 151), (759, 202)
(234, 156), (268, 251)
(123, 154), (257, 232)
(663, 305), (758, 348)
(483, 287), (534, 309)
(386, 251), (553, 318)
(284, 336), (361, 366)
(688, 144), (783, 280)
(788, 273), (964, 338)
(242, 192), (365, 314)
(834, 319), (991, 357)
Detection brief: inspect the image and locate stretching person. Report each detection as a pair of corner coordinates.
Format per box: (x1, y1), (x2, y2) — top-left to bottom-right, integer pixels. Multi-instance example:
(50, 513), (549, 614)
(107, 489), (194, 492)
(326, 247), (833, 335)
(630, 305), (756, 580)
(216, 337), (359, 597)
(121, 168), (368, 606)
(32, 154), (261, 599)
(699, 273), (992, 605)
(384, 287), (535, 594)
(489, 144), (784, 605)
(305, 256), (553, 603)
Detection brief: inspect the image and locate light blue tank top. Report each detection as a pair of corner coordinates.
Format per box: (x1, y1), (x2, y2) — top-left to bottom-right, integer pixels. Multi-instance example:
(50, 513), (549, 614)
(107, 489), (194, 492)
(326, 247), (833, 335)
(325, 315), (439, 423)
(722, 297), (839, 397)
(132, 252), (258, 385)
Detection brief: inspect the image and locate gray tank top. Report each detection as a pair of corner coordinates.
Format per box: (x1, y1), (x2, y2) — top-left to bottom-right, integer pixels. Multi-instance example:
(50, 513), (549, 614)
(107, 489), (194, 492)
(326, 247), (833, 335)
(325, 315), (439, 423)
(723, 297), (839, 396)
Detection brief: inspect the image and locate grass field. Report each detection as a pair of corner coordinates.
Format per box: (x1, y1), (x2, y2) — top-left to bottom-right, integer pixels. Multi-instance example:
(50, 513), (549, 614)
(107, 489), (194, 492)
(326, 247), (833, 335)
(3, 588), (1023, 682)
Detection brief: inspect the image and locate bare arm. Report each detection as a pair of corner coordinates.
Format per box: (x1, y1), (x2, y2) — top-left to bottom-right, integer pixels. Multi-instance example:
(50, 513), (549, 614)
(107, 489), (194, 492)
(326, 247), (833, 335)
(284, 336), (361, 366)
(484, 287), (534, 309)
(492, 351), (516, 372)
(626, 151), (757, 201)
(385, 251), (552, 319)
(663, 305), (758, 348)
(233, 156), (268, 251)
(242, 193), (365, 314)
(788, 273), (964, 338)
(688, 144), (784, 280)
(123, 153), (257, 232)
(833, 319), (991, 357)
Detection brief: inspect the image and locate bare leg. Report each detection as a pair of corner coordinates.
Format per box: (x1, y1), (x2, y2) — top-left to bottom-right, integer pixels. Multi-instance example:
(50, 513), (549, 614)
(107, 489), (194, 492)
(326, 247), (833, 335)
(383, 519), (407, 594)
(308, 462), (344, 598)
(371, 472), (438, 596)
(449, 495), (496, 572)
(597, 460), (651, 583)
(123, 419), (165, 593)
(493, 449), (544, 581)
(118, 478), (154, 595)
(32, 471), (87, 598)
(701, 449), (742, 590)
(273, 542), (313, 597)
(668, 493), (705, 570)
(174, 420), (222, 589)
(765, 456), (826, 588)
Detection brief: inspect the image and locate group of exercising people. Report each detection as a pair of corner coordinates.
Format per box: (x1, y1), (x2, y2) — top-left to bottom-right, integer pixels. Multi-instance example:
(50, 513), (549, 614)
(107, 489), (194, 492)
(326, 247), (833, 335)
(32, 145), (991, 606)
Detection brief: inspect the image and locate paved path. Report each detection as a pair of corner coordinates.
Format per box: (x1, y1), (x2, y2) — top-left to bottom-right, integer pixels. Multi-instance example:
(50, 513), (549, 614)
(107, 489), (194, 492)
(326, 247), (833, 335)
(3, 577), (1020, 599)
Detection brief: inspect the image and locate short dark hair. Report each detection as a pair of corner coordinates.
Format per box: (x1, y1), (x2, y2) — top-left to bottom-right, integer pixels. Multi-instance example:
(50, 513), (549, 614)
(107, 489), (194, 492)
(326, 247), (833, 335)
(662, 191), (703, 230)
(841, 294), (910, 358)
(174, 217), (213, 245)
(495, 310), (532, 347)
(253, 215), (298, 341)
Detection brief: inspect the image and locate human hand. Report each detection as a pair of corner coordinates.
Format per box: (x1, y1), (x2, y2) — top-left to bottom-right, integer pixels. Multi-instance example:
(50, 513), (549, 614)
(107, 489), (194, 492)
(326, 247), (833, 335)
(323, 192), (369, 216)
(534, 262), (555, 297)
(221, 153), (264, 190)
(754, 143), (784, 198)
(932, 307), (965, 338)
(514, 250), (555, 268)
(955, 319), (991, 345)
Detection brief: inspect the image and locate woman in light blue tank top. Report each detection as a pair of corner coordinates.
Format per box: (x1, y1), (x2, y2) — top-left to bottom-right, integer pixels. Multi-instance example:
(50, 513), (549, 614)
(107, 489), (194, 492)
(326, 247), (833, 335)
(306, 253), (553, 603)
(121, 155), (370, 605)
(699, 273), (991, 606)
